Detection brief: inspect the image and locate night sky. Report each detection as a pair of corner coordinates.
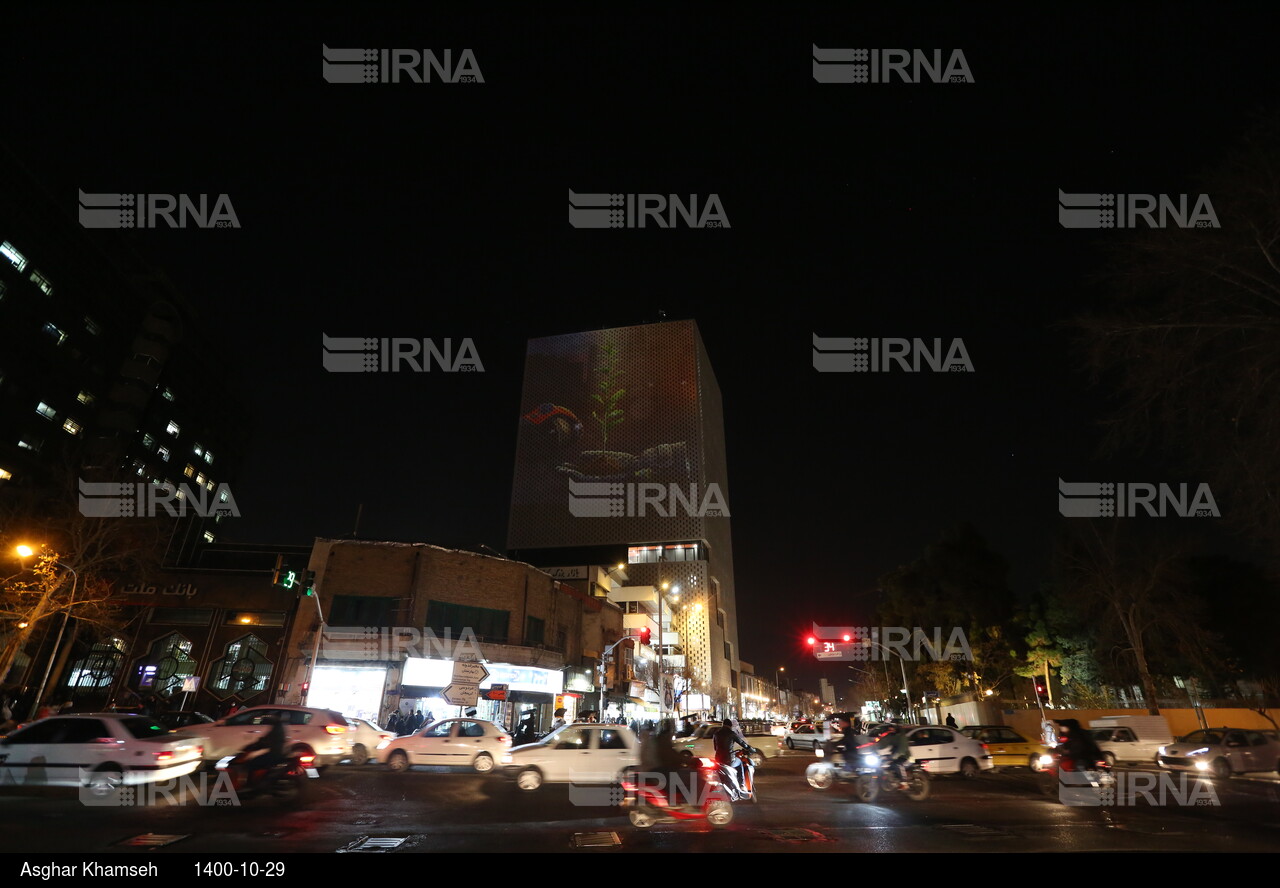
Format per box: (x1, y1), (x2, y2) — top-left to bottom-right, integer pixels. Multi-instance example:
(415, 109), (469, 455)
(3, 9), (1273, 689)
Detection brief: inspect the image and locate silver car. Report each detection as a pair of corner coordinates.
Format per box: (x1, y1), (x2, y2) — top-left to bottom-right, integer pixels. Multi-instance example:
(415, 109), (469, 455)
(1158, 728), (1280, 779)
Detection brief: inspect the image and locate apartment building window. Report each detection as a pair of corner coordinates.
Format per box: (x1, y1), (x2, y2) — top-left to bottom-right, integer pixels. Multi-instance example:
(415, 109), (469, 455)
(724, 642), (732, 661)
(204, 450), (214, 464)
(18, 439), (41, 452)
(203, 531), (215, 543)
(219, 489), (230, 503)
(77, 390), (94, 405)
(29, 270), (52, 295)
(195, 473), (205, 485)
(193, 444), (203, 457)
(142, 433), (155, 449)
(1, 241), (27, 272)
(525, 616), (545, 645)
(0, 468), (11, 482)
(165, 420), (180, 436)
(330, 595), (395, 628)
(62, 418), (82, 436)
(36, 402), (56, 420)
(0, 280), (6, 299)
(84, 316), (102, 336)
(161, 388), (175, 401)
(183, 464), (194, 477)
(426, 601), (509, 643)
(157, 446), (170, 462)
(43, 322), (67, 345)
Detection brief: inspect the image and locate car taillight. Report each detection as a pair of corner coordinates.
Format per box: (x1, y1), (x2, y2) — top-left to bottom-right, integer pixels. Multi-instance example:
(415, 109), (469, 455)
(325, 724), (347, 734)
(155, 751), (173, 762)
(498, 736), (511, 744)
(298, 754), (316, 765)
(981, 743), (989, 752)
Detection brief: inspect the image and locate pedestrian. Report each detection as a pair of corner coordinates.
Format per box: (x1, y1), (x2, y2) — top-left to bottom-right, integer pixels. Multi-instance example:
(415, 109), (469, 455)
(945, 713), (958, 729)
(552, 708), (568, 731)
(387, 711), (403, 734)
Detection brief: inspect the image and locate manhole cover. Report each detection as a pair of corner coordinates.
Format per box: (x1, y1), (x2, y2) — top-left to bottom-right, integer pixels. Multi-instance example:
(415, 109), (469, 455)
(338, 837), (407, 853)
(117, 833), (190, 847)
(759, 828), (828, 843)
(572, 832), (621, 848)
(936, 824), (1015, 838)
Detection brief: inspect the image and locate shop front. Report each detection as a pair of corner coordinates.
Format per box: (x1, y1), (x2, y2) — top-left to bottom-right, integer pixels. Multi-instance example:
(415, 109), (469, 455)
(399, 657), (564, 733)
(306, 664), (388, 723)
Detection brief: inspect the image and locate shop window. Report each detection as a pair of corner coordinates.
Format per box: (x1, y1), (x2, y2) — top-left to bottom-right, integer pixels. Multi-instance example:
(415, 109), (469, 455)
(208, 634), (273, 700)
(66, 637), (127, 700)
(133, 632), (197, 701)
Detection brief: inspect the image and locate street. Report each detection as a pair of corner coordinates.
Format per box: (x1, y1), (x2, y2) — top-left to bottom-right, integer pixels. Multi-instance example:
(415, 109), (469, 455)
(2, 748), (1278, 856)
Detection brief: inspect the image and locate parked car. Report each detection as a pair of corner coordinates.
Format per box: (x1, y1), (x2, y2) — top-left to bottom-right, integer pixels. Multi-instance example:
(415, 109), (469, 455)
(902, 725), (993, 777)
(345, 718), (395, 766)
(671, 722), (778, 766)
(378, 717), (511, 773)
(1158, 728), (1280, 779)
(173, 704), (352, 768)
(152, 710), (216, 731)
(960, 725), (1049, 771)
(0, 713), (203, 796)
(500, 723), (639, 790)
(1089, 715), (1174, 766)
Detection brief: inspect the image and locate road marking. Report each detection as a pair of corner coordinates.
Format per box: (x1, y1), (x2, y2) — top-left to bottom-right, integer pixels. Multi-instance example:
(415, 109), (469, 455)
(338, 836), (408, 852)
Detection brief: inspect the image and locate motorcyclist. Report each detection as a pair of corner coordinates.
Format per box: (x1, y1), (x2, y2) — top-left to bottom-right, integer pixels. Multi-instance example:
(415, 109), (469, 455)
(713, 718), (752, 798)
(875, 723), (912, 788)
(1054, 719), (1106, 771)
(640, 719), (700, 805)
(240, 714), (288, 786)
(833, 715), (860, 773)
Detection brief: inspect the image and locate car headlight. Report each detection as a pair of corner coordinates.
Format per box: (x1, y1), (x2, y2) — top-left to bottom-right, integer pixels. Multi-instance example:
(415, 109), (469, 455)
(1038, 754), (1054, 767)
(814, 746), (824, 757)
(1195, 760), (1209, 771)
(1158, 746), (1166, 756)
(862, 754), (880, 767)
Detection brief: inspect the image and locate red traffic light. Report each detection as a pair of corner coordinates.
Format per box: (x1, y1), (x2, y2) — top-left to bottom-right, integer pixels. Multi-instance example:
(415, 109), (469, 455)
(806, 636), (816, 646)
(639, 628), (651, 646)
(842, 634), (851, 642)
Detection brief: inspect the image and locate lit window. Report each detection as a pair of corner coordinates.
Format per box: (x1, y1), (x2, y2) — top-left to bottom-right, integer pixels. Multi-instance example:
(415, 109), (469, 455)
(137, 465), (146, 476)
(166, 421), (180, 436)
(174, 488), (185, 501)
(142, 433), (155, 449)
(1, 241), (27, 272)
(29, 270), (53, 296)
(183, 464), (194, 477)
(36, 402), (56, 420)
(62, 418), (82, 436)
(18, 439), (41, 452)
(43, 322), (67, 345)
(193, 443), (203, 456)
(204, 451), (214, 464)
(203, 532), (215, 543)
(0, 468), (12, 482)
(158, 446), (170, 461)
(161, 388), (175, 402)
(84, 317), (102, 336)
(218, 490), (229, 503)
(77, 390), (94, 405)
(195, 473), (206, 485)
(205, 479), (214, 491)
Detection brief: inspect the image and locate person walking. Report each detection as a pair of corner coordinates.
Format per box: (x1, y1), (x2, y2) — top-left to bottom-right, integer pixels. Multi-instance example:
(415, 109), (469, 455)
(945, 713), (958, 729)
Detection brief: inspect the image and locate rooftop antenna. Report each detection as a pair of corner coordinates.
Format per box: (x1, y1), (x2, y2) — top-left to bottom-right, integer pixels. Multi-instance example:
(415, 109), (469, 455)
(352, 503), (363, 538)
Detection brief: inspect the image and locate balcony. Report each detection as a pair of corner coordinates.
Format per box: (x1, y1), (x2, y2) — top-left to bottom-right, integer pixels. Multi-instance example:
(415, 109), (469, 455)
(622, 613), (658, 636)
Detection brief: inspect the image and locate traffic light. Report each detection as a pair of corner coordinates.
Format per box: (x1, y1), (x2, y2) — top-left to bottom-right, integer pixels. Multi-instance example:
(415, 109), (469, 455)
(1035, 680), (1048, 704)
(302, 570), (316, 596)
(638, 627), (651, 646)
(806, 636), (816, 646)
(271, 556), (297, 590)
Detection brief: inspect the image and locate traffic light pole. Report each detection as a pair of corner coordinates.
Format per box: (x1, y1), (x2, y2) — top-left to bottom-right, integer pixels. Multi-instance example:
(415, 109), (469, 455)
(303, 580), (325, 706)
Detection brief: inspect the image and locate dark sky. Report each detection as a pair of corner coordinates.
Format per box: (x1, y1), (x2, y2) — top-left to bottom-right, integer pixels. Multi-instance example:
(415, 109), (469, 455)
(3, 9), (1273, 690)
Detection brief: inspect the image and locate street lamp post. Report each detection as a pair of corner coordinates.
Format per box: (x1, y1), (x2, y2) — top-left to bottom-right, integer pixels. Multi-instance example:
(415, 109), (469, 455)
(862, 639), (912, 723)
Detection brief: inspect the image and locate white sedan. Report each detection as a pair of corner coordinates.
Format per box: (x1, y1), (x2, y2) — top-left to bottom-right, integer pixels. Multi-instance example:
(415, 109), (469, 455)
(344, 718), (395, 766)
(672, 723), (778, 766)
(901, 725), (993, 777)
(501, 723), (639, 790)
(378, 717), (512, 773)
(0, 713), (203, 797)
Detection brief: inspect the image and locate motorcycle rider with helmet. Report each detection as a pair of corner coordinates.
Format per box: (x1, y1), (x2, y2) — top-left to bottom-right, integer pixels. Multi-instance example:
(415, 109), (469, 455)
(713, 717), (752, 799)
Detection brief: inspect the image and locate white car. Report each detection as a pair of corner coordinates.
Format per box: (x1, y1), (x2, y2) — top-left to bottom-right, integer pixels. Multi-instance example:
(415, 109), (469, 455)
(0, 713), (203, 796)
(345, 718), (395, 766)
(174, 704), (353, 768)
(378, 717), (512, 773)
(672, 722), (778, 766)
(784, 723), (827, 751)
(501, 723), (640, 791)
(901, 725), (993, 777)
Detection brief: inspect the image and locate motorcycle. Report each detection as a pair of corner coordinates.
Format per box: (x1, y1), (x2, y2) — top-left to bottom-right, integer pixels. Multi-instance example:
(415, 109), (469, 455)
(216, 749), (319, 803)
(1037, 748), (1115, 804)
(621, 757), (736, 828)
(715, 748), (757, 803)
(806, 742), (930, 802)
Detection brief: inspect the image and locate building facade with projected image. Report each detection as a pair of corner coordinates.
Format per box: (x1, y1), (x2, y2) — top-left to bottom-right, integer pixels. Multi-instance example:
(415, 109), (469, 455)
(506, 319), (743, 719)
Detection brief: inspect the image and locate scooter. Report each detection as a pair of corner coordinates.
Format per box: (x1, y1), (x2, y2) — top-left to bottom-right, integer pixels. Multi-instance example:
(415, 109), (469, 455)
(216, 749), (318, 803)
(1037, 748), (1115, 804)
(806, 742), (930, 801)
(621, 757), (736, 828)
(716, 748), (758, 803)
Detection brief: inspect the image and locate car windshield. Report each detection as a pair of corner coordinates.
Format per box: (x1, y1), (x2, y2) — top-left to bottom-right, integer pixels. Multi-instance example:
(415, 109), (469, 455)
(118, 716), (171, 739)
(1180, 730), (1223, 745)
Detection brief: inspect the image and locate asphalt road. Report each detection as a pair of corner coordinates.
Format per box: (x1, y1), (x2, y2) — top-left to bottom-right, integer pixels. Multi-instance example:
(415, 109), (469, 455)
(2, 748), (1279, 856)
